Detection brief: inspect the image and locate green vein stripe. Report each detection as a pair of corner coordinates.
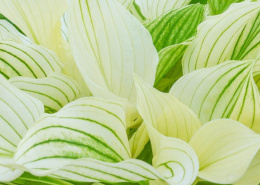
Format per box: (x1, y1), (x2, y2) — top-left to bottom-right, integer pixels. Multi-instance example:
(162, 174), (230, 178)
(17, 126), (125, 162)
(20, 89), (63, 108)
(62, 104), (125, 127)
(15, 81), (71, 102)
(0, 57), (21, 76)
(22, 139), (120, 164)
(0, 43), (47, 77)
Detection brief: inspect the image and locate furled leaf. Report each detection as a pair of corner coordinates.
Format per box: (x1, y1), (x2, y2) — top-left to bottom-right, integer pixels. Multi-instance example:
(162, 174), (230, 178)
(134, 0), (192, 21)
(208, 0), (244, 15)
(145, 4), (205, 51)
(68, 0), (158, 103)
(234, 151), (260, 185)
(14, 98), (165, 183)
(0, 75), (44, 181)
(0, 41), (62, 79)
(154, 42), (189, 92)
(170, 60), (260, 132)
(183, 2), (260, 74)
(0, 0), (68, 60)
(10, 73), (81, 113)
(146, 125), (199, 185)
(189, 119), (260, 184)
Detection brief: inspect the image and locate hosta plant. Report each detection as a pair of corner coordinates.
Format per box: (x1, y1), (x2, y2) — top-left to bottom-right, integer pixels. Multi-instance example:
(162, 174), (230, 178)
(0, 0), (259, 185)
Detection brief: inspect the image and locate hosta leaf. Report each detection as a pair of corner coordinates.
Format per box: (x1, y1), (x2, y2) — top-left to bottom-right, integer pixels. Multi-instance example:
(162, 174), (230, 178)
(0, 75), (44, 181)
(170, 60), (260, 132)
(189, 119), (260, 184)
(208, 0), (244, 15)
(234, 151), (260, 185)
(14, 98), (165, 184)
(145, 4), (205, 51)
(154, 42), (189, 92)
(183, 2), (260, 74)
(146, 125), (199, 185)
(134, 0), (192, 21)
(0, 41), (62, 79)
(129, 123), (149, 158)
(0, 0), (68, 60)
(68, 0), (158, 103)
(10, 73), (81, 113)
(135, 76), (201, 142)
(0, 20), (27, 43)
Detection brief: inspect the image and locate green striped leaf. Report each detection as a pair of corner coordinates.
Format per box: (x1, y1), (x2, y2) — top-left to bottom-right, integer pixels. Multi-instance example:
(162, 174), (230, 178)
(0, 75), (44, 181)
(154, 42), (189, 92)
(68, 0), (158, 103)
(234, 151), (260, 185)
(10, 73), (81, 113)
(208, 0), (244, 15)
(14, 98), (166, 184)
(0, 41), (62, 79)
(183, 2), (260, 74)
(0, 20), (28, 44)
(145, 125), (199, 185)
(145, 4), (205, 51)
(134, 0), (192, 21)
(0, 0), (68, 61)
(170, 60), (260, 132)
(189, 119), (260, 184)
(118, 0), (134, 9)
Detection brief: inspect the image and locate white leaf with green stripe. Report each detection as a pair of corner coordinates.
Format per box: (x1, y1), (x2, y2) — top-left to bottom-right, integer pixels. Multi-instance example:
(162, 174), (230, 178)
(145, 125), (199, 185)
(0, 75), (44, 181)
(0, 20), (28, 44)
(134, 0), (192, 20)
(170, 60), (260, 132)
(0, 0), (68, 61)
(14, 98), (166, 183)
(154, 42), (189, 92)
(135, 75), (201, 142)
(189, 119), (260, 184)
(183, 2), (260, 74)
(10, 73), (81, 113)
(68, 0), (158, 103)
(145, 4), (205, 51)
(118, 0), (134, 9)
(0, 41), (62, 79)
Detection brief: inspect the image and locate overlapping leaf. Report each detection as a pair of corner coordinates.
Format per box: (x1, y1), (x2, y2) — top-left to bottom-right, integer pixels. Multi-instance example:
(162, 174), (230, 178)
(10, 73), (81, 113)
(0, 75), (44, 181)
(0, 41), (62, 79)
(170, 60), (260, 132)
(183, 2), (260, 74)
(68, 0), (158, 103)
(13, 98), (165, 183)
(189, 119), (260, 184)
(0, 0), (68, 60)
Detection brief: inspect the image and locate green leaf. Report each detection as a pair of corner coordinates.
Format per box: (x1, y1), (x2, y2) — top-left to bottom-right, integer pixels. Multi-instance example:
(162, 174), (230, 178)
(170, 60), (260, 132)
(10, 73), (82, 113)
(154, 42), (189, 92)
(208, 0), (244, 15)
(134, 0), (192, 21)
(145, 4), (205, 51)
(136, 141), (153, 165)
(189, 0), (207, 4)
